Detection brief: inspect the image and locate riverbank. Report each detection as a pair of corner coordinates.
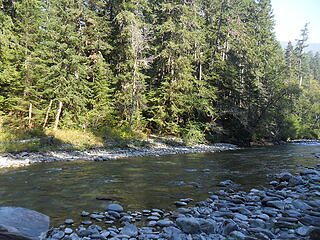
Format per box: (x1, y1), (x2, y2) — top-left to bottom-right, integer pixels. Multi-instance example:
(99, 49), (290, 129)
(0, 141), (238, 169)
(44, 164), (320, 240)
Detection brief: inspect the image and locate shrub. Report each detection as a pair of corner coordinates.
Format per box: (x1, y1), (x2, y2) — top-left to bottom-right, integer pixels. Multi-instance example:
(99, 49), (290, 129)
(182, 122), (206, 145)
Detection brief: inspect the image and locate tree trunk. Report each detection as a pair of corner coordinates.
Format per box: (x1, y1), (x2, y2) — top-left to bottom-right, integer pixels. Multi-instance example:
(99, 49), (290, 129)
(299, 59), (303, 86)
(43, 100), (53, 128)
(129, 59), (138, 129)
(28, 103), (32, 128)
(53, 101), (63, 130)
(199, 62), (202, 81)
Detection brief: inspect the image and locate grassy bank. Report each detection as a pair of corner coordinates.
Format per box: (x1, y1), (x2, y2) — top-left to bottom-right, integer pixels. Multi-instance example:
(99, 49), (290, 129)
(0, 128), (101, 153)
(0, 126), (156, 153)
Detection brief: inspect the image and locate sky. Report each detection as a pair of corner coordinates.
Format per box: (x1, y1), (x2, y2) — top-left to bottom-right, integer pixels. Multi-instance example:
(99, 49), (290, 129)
(271, 0), (320, 43)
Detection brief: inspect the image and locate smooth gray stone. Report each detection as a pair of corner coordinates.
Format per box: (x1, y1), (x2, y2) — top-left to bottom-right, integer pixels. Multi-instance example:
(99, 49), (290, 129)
(156, 219), (174, 227)
(223, 221), (238, 235)
(81, 211), (90, 217)
(64, 228), (73, 234)
(88, 225), (102, 231)
(176, 217), (201, 234)
(217, 180), (234, 187)
(51, 230), (65, 239)
(163, 227), (183, 240)
(100, 230), (110, 238)
(174, 201), (188, 207)
(20, 152), (29, 157)
(66, 233), (80, 240)
(253, 232), (270, 240)
(198, 219), (219, 234)
(77, 229), (98, 237)
(230, 231), (247, 239)
(179, 198), (193, 203)
(81, 220), (92, 225)
(106, 204), (124, 212)
(64, 219), (74, 225)
(300, 215), (320, 227)
(0, 207), (50, 240)
(175, 208), (191, 214)
(300, 169), (319, 175)
(283, 210), (301, 218)
(265, 200), (285, 210)
(275, 220), (296, 228)
(295, 226), (313, 236)
(233, 213), (248, 221)
(248, 227), (275, 239)
(147, 221), (157, 227)
(277, 217), (298, 223)
(120, 215), (133, 223)
(230, 207), (252, 216)
(147, 216), (159, 221)
(108, 210), (121, 219)
(90, 233), (107, 239)
(292, 200), (312, 210)
(256, 214), (270, 221)
(288, 175), (305, 186)
(151, 212), (161, 217)
(278, 231), (296, 239)
(120, 224), (138, 237)
(248, 219), (266, 228)
(113, 234), (130, 239)
(307, 200), (320, 208)
(90, 214), (105, 219)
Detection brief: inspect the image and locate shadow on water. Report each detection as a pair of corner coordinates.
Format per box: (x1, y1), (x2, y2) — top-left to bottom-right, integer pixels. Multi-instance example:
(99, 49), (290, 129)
(0, 142), (319, 225)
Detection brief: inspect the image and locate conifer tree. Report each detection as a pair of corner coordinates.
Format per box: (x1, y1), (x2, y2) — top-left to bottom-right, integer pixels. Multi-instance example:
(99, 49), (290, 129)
(109, 0), (150, 130)
(147, 0), (215, 134)
(0, 6), (23, 116)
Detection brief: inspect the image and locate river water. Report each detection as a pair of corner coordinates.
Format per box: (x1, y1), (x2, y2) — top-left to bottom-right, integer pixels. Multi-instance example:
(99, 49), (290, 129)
(0, 142), (319, 225)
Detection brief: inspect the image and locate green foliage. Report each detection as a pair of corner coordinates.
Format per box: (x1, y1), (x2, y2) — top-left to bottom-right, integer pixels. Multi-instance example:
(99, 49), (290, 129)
(0, 0), (319, 148)
(181, 122), (206, 146)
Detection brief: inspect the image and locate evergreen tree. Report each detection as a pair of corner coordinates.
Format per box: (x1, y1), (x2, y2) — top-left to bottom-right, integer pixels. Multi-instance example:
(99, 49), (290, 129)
(110, 0), (150, 130)
(147, 0), (215, 135)
(0, 5), (23, 116)
(0, 0), (318, 142)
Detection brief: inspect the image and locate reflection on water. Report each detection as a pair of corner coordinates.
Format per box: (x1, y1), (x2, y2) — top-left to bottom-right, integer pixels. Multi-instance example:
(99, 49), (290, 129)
(0, 143), (319, 225)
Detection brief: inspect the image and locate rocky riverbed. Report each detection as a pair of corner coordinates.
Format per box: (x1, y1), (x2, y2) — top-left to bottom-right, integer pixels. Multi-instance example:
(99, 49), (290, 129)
(0, 143), (237, 169)
(44, 165), (320, 240)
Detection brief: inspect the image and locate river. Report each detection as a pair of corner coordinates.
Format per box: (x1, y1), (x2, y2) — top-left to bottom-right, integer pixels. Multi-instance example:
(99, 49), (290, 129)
(0, 142), (319, 226)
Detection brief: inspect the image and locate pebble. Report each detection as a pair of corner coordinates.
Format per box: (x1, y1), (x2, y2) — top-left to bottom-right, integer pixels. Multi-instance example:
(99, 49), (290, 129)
(81, 211), (90, 217)
(147, 216), (159, 221)
(81, 220), (92, 225)
(174, 201), (188, 206)
(64, 219), (74, 224)
(64, 228), (73, 234)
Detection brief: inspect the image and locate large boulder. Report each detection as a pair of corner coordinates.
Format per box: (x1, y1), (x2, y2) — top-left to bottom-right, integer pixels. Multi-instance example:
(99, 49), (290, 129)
(0, 207), (50, 240)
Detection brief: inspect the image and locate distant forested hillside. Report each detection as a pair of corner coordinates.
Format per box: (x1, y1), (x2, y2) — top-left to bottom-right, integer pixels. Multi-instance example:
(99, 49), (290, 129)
(1, 0), (319, 145)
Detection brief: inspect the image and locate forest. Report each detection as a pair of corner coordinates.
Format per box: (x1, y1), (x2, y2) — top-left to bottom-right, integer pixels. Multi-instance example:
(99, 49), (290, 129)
(0, 0), (319, 146)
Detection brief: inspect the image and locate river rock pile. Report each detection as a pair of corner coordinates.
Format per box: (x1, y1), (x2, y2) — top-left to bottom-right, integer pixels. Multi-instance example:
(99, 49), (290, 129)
(46, 165), (320, 240)
(0, 143), (237, 169)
